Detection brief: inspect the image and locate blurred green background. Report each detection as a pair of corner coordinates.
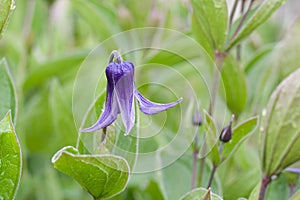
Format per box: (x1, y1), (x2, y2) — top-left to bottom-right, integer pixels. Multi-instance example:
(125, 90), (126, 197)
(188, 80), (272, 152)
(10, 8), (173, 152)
(1, 0), (300, 199)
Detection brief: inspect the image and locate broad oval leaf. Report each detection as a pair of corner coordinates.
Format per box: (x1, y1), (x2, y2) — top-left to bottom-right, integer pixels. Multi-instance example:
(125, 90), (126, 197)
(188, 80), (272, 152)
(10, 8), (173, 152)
(0, 111), (22, 200)
(191, 0), (228, 56)
(52, 146), (130, 199)
(0, 59), (17, 123)
(179, 188), (223, 200)
(222, 117), (258, 161)
(262, 68), (300, 177)
(227, 0), (287, 50)
(221, 55), (247, 115)
(0, 0), (15, 36)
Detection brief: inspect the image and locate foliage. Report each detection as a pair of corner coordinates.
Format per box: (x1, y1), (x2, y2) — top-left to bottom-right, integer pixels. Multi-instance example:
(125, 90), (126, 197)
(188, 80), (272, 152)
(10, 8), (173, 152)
(0, 0), (299, 200)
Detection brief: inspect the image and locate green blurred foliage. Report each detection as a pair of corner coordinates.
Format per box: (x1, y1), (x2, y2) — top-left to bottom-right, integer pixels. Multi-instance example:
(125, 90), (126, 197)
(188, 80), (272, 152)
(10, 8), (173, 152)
(0, 0), (299, 199)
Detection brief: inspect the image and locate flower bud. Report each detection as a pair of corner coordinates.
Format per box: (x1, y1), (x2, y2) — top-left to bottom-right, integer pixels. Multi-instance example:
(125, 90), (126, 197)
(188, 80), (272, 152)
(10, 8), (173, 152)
(193, 110), (202, 126)
(219, 115), (234, 143)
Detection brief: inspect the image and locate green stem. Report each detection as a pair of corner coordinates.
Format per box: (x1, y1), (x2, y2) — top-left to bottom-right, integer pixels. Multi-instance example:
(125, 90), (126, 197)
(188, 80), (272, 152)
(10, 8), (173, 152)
(208, 51), (226, 116)
(197, 157), (206, 187)
(191, 146), (198, 189)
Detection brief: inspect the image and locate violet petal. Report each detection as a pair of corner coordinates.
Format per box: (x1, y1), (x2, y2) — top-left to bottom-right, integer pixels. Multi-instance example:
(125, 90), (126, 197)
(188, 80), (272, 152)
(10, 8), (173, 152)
(285, 168), (300, 174)
(134, 90), (182, 115)
(81, 64), (120, 132)
(113, 61), (135, 135)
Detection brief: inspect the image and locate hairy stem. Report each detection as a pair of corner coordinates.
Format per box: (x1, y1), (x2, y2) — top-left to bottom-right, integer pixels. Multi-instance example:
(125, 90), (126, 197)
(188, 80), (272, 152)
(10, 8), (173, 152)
(258, 176), (271, 200)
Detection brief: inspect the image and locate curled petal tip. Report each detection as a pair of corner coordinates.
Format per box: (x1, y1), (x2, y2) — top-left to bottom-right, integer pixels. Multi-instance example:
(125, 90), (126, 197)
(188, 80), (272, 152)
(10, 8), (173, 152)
(135, 90), (182, 115)
(285, 168), (300, 174)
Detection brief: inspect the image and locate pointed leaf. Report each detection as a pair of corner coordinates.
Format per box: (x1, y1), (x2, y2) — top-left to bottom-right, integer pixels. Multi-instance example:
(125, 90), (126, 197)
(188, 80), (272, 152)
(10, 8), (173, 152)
(262, 68), (300, 177)
(227, 0), (287, 50)
(179, 188), (223, 200)
(200, 111), (220, 165)
(221, 55), (247, 115)
(222, 117), (258, 161)
(191, 0), (228, 55)
(52, 146), (130, 199)
(0, 0), (15, 36)
(0, 59), (17, 123)
(0, 111), (22, 200)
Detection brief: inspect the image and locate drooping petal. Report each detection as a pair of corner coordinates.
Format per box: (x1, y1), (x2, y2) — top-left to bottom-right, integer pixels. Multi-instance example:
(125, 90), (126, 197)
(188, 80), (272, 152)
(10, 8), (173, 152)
(81, 65), (120, 132)
(285, 168), (300, 174)
(112, 61), (135, 135)
(134, 90), (182, 115)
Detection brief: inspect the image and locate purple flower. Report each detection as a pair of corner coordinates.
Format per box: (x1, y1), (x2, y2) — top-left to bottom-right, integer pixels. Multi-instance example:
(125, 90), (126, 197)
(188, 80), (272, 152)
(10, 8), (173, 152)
(81, 51), (182, 135)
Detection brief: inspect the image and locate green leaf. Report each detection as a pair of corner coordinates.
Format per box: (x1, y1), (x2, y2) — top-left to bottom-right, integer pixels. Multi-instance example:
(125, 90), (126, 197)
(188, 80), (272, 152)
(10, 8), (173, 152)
(219, 144), (260, 200)
(227, 0), (287, 50)
(0, 59), (17, 123)
(191, 0), (228, 55)
(201, 111), (220, 165)
(23, 52), (88, 90)
(262, 68), (300, 177)
(290, 189), (300, 200)
(0, 111), (22, 200)
(274, 19), (300, 81)
(179, 188), (223, 200)
(0, 0), (15, 36)
(244, 45), (273, 73)
(71, 0), (119, 40)
(52, 146), (130, 200)
(23, 80), (77, 154)
(222, 117), (258, 161)
(221, 55), (247, 115)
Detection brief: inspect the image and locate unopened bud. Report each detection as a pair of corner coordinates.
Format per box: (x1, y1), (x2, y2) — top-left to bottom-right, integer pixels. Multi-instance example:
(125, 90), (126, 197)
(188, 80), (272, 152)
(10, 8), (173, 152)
(193, 110), (202, 126)
(219, 115), (234, 143)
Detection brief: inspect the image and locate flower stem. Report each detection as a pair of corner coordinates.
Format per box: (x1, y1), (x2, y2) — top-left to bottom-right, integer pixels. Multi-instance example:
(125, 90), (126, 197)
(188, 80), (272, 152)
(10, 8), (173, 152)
(258, 176), (271, 200)
(191, 126), (199, 189)
(236, 0), (246, 61)
(230, 0), (255, 43)
(208, 51), (226, 116)
(197, 157), (206, 187)
(229, 0), (239, 28)
(191, 146), (199, 189)
(289, 183), (295, 197)
(109, 50), (123, 64)
(207, 164), (217, 188)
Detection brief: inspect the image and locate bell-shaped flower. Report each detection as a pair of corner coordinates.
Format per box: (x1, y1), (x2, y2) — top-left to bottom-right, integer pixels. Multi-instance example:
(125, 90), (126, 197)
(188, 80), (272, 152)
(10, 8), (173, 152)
(81, 51), (182, 135)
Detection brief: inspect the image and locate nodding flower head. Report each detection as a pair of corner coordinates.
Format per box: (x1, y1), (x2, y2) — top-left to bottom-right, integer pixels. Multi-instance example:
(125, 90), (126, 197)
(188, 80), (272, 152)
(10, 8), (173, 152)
(81, 50), (182, 135)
